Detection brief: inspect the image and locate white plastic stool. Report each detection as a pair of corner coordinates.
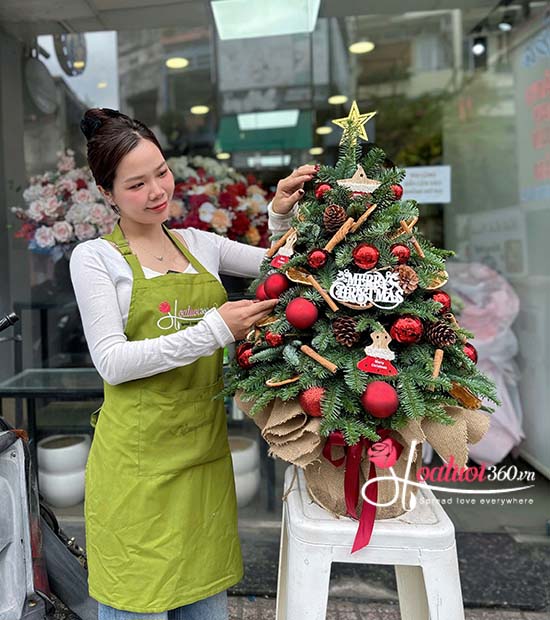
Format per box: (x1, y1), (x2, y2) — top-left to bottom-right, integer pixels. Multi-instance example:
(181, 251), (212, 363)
(276, 466), (464, 620)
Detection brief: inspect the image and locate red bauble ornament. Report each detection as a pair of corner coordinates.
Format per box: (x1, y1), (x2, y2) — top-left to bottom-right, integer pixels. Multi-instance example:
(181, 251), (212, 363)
(264, 273), (290, 299)
(390, 315), (424, 343)
(265, 331), (284, 347)
(361, 381), (399, 418)
(285, 298), (318, 330)
(352, 243), (380, 270)
(463, 343), (478, 364)
(390, 243), (411, 264)
(431, 291), (452, 314)
(299, 387), (326, 417)
(307, 249), (328, 269)
(391, 184), (403, 200)
(236, 342), (254, 369)
(255, 283), (268, 301)
(315, 184), (332, 200)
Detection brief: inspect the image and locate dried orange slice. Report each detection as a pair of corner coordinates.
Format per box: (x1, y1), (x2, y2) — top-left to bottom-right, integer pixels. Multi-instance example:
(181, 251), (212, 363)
(449, 382), (481, 409)
(286, 267), (312, 284)
(256, 314), (278, 327)
(425, 270), (449, 290)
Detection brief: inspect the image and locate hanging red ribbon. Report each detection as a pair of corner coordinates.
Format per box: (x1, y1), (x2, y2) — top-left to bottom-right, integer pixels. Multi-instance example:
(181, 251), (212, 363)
(322, 428), (401, 553)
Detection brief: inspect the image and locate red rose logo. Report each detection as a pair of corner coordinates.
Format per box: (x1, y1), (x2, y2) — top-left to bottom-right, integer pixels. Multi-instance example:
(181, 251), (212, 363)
(158, 301), (171, 313)
(367, 437), (403, 469)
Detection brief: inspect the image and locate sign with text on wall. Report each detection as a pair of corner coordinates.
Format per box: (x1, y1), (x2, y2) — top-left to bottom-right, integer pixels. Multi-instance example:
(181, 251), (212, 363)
(402, 165), (451, 204)
(455, 206), (527, 277)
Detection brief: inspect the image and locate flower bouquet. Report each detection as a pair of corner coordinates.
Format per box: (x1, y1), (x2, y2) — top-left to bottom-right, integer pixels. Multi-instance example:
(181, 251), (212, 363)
(11, 150), (116, 261)
(166, 155), (271, 248)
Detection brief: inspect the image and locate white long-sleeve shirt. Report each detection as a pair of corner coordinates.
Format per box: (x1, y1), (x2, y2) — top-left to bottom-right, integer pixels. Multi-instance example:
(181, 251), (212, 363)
(70, 205), (293, 386)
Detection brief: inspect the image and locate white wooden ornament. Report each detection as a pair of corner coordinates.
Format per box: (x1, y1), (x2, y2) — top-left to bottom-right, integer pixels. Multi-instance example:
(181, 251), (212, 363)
(328, 269), (404, 310)
(336, 164), (381, 194)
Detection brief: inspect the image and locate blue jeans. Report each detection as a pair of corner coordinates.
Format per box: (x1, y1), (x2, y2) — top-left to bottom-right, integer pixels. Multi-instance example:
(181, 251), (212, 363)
(97, 591), (228, 620)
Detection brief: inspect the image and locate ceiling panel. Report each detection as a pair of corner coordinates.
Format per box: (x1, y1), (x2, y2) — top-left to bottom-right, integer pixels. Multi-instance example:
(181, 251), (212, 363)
(99, 3), (208, 30)
(0, 0), (498, 40)
(93, 0), (193, 8)
(321, 0), (498, 17)
(0, 0), (95, 22)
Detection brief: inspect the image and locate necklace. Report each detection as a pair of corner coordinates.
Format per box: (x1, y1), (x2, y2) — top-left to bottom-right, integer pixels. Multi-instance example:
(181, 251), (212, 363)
(130, 233), (168, 262)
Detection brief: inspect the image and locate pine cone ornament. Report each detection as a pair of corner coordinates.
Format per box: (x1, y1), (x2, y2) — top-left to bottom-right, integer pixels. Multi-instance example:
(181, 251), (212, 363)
(395, 265), (419, 295)
(323, 204), (347, 233)
(425, 321), (457, 347)
(332, 316), (360, 347)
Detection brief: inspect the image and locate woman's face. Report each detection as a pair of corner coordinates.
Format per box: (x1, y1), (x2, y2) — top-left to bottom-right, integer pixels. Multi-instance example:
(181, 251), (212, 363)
(108, 138), (175, 224)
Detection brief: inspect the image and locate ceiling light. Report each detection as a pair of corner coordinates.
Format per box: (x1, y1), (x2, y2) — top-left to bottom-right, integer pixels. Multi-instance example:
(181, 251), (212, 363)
(349, 40), (375, 54)
(166, 57), (189, 69)
(216, 152), (231, 160)
(328, 95), (348, 105)
(211, 0), (321, 40)
(247, 155), (291, 167)
(238, 110), (299, 131)
(498, 15), (513, 32)
(97, 81), (108, 89)
(309, 147), (324, 155)
(472, 39), (486, 56)
(315, 126), (333, 135)
(190, 105), (210, 115)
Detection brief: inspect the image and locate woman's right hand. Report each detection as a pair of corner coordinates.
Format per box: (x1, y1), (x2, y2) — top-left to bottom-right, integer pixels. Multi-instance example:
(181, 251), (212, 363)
(218, 299), (279, 340)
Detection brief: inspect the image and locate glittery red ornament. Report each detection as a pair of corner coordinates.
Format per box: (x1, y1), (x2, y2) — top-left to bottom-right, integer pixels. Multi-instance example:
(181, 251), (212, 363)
(265, 331), (284, 347)
(431, 291), (452, 314)
(390, 243), (411, 264)
(264, 273), (290, 299)
(391, 184), (403, 200)
(307, 249), (328, 269)
(299, 387), (326, 417)
(285, 298), (318, 330)
(314, 184), (332, 200)
(236, 342), (254, 369)
(390, 315), (423, 343)
(361, 381), (399, 418)
(352, 243), (379, 270)
(463, 343), (478, 364)
(255, 283), (268, 301)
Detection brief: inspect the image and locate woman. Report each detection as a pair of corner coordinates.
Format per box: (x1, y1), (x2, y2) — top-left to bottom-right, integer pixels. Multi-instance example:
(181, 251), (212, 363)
(70, 107), (316, 620)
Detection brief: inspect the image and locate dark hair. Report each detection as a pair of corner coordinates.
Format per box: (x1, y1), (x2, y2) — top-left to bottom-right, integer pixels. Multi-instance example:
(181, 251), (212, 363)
(80, 108), (164, 191)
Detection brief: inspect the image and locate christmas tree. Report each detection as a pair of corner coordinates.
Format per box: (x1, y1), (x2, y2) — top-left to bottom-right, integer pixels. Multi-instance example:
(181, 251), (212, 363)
(225, 101), (498, 446)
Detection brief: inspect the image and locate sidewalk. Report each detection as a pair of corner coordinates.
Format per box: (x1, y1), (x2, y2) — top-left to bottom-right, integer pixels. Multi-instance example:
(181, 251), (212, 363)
(228, 597), (550, 619)
(51, 595), (550, 619)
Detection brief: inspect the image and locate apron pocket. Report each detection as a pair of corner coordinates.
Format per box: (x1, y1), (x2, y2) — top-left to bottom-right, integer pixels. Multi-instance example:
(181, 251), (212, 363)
(138, 383), (228, 477)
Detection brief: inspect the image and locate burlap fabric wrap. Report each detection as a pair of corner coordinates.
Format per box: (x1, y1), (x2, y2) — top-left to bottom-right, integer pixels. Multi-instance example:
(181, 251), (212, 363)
(234, 391), (490, 521)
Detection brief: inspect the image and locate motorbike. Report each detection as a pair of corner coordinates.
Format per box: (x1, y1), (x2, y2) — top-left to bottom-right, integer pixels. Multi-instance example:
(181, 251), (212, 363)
(0, 312), (97, 620)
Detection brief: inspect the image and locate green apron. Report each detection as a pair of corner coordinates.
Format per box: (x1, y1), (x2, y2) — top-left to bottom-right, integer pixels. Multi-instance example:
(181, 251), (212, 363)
(85, 223), (242, 612)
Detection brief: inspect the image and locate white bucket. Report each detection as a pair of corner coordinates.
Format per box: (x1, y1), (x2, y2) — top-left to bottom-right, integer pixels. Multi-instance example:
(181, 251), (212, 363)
(229, 435), (260, 508)
(37, 434), (91, 508)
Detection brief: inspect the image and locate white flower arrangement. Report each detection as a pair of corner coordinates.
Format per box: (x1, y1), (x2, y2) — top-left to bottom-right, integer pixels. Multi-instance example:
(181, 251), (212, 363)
(12, 150), (116, 260)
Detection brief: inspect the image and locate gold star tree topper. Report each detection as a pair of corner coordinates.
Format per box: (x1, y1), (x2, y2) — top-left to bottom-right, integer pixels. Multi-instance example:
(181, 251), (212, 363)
(332, 100), (377, 146)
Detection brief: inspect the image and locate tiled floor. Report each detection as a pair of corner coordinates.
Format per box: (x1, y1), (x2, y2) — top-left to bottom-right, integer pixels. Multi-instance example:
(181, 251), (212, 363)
(50, 595), (550, 620)
(228, 597), (550, 619)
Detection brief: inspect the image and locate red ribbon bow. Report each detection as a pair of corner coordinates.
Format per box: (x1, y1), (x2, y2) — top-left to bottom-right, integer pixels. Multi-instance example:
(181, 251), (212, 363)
(322, 429), (402, 553)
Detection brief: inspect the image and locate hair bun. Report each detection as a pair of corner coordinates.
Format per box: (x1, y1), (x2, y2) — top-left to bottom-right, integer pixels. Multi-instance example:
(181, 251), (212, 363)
(80, 115), (103, 140)
(102, 108), (122, 118)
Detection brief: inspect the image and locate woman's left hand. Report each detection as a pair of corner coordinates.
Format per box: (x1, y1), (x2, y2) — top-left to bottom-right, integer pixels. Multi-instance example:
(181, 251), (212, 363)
(271, 165), (317, 215)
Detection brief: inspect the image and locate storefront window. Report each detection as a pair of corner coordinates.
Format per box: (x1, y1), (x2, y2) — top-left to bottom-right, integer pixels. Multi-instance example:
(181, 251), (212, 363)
(1, 0), (549, 589)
